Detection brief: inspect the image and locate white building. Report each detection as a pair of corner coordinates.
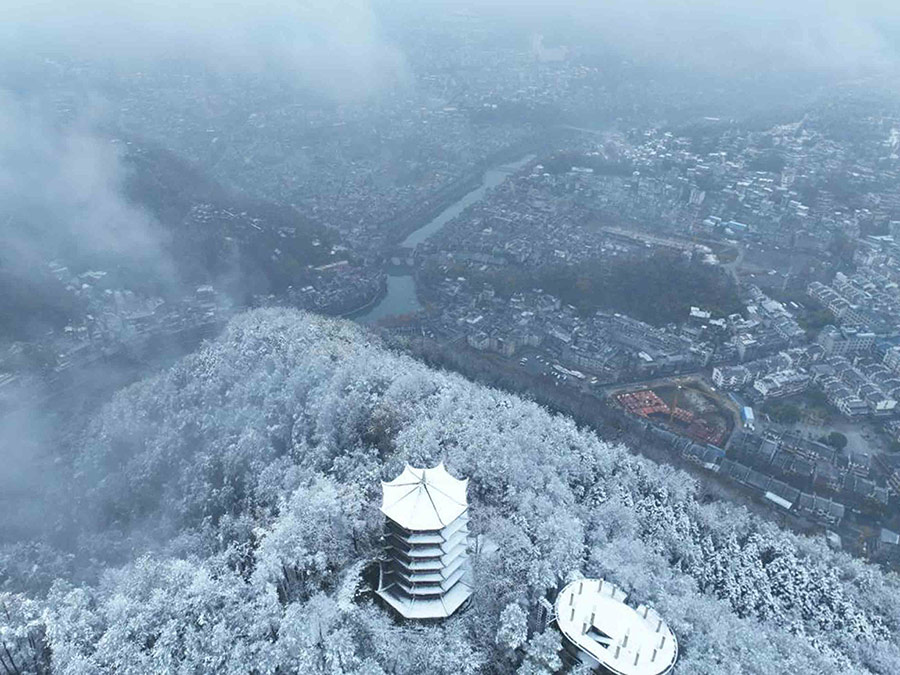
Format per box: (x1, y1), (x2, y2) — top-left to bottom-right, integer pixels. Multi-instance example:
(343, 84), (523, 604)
(377, 463), (473, 620)
(817, 325), (875, 356)
(555, 578), (677, 675)
(884, 346), (900, 375)
(712, 365), (751, 390)
(752, 369), (810, 399)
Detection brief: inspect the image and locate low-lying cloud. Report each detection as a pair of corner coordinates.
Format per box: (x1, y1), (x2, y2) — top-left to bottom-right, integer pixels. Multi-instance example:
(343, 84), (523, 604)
(0, 0), (409, 307)
(443, 0), (900, 76)
(0, 91), (171, 280)
(1, 0), (408, 101)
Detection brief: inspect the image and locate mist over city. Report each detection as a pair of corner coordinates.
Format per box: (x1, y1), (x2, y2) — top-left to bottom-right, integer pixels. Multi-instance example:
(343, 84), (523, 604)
(3, 2), (900, 673)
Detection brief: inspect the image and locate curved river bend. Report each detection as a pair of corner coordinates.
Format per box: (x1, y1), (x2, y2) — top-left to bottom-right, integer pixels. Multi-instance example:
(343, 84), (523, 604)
(357, 154), (534, 323)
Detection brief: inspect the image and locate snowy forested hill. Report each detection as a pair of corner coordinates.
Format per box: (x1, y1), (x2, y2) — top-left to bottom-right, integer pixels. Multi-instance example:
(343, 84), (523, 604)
(2, 309), (900, 674)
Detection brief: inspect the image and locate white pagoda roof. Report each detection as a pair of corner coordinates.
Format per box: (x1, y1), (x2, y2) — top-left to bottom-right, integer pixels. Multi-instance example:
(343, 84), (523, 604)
(378, 576), (472, 619)
(381, 463), (468, 531)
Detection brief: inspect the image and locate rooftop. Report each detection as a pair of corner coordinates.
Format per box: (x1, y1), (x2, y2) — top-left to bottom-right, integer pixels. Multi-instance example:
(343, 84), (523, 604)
(381, 463), (469, 532)
(555, 578), (677, 675)
(377, 577), (472, 619)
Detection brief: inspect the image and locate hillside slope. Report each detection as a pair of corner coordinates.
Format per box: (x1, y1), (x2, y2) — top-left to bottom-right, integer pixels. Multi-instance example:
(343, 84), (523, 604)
(2, 309), (899, 674)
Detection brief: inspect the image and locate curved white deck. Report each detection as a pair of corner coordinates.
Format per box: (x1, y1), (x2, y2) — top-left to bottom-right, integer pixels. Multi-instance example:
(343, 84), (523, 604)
(555, 578), (677, 675)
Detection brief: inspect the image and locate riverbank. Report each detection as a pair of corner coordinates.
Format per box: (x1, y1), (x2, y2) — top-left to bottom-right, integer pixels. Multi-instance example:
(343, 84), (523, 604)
(354, 147), (542, 322)
(340, 277), (388, 319)
(384, 138), (546, 246)
(354, 274), (423, 324)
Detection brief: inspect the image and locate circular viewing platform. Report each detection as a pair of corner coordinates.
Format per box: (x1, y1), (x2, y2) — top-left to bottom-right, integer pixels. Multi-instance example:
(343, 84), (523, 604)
(555, 578), (677, 675)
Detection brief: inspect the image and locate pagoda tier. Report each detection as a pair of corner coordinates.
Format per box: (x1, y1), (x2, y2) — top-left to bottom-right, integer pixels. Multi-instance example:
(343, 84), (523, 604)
(376, 464), (473, 620)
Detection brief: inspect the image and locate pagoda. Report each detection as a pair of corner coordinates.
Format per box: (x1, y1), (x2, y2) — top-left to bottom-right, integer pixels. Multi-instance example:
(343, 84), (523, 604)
(376, 463), (472, 619)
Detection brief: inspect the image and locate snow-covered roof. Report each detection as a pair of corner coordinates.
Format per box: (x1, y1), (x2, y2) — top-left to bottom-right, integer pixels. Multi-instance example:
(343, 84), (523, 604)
(378, 577), (472, 619)
(555, 578), (677, 675)
(381, 463), (468, 531)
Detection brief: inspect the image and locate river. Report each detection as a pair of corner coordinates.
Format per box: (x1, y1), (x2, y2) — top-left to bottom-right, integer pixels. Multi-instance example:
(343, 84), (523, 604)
(357, 154), (535, 323)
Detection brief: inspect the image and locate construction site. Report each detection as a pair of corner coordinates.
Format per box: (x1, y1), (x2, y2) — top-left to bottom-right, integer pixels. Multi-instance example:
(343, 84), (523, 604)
(614, 381), (735, 447)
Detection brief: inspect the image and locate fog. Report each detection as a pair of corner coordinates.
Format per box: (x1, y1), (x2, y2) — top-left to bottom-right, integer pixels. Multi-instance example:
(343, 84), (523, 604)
(0, 1), (412, 549)
(0, 93), (172, 280)
(0, 0), (409, 308)
(429, 0), (900, 76)
(2, 0), (897, 289)
(3, 0), (891, 282)
(2, 0), (895, 90)
(2, 3), (900, 667)
(1, 0), (895, 543)
(0, 0), (408, 100)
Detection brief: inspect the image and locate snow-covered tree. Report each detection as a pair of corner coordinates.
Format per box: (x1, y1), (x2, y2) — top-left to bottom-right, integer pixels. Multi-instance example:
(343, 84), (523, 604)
(4, 309), (898, 674)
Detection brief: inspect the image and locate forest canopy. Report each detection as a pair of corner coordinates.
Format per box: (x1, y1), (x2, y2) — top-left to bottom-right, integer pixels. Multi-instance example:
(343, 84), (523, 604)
(1, 309), (899, 674)
(424, 251), (743, 325)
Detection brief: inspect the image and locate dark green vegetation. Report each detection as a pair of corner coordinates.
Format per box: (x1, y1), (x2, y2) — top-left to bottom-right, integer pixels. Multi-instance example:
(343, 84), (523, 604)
(0, 264), (83, 342)
(0, 140), (337, 341)
(823, 432), (849, 451)
(828, 232), (860, 266)
(747, 148), (787, 174)
(796, 302), (834, 338)
(556, 253), (743, 324)
(425, 252), (743, 326)
(762, 399), (803, 425)
(2, 310), (899, 673)
(766, 288), (832, 340)
(124, 142), (336, 301)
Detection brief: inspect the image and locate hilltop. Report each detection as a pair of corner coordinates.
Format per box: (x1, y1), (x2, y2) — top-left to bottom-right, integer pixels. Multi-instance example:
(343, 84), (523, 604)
(1, 309), (899, 674)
